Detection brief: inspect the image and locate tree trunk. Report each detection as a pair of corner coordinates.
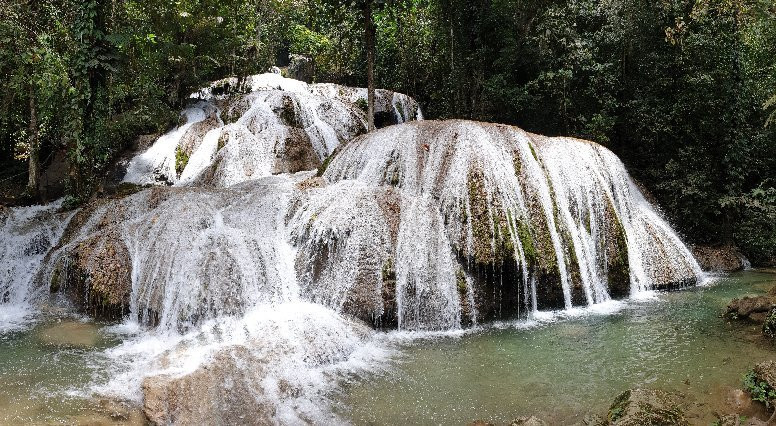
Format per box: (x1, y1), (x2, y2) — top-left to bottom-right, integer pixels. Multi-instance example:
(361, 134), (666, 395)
(27, 85), (39, 195)
(363, 0), (375, 132)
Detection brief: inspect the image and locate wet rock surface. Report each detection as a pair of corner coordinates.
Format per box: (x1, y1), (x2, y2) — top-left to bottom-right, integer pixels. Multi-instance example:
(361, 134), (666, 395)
(142, 347), (272, 425)
(692, 245), (747, 272)
(725, 294), (776, 323)
(509, 416), (549, 426)
(49, 203), (132, 320)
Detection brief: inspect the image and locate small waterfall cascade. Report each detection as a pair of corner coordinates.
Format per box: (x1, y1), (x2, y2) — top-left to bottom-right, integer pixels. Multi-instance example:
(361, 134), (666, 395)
(0, 201), (72, 330)
(123, 73), (422, 188)
(313, 121), (702, 328)
(1, 120), (701, 334)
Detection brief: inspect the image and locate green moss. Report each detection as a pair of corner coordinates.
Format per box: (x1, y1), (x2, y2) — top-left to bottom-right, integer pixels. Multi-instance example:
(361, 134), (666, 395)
(279, 96), (300, 127)
(584, 213), (592, 234)
(355, 97), (368, 112)
(217, 132), (229, 151)
(382, 258), (395, 282)
(467, 168), (495, 264)
(389, 169), (400, 186)
(50, 263), (62, 293)
(175, 146), (190, 176)
(316, 154), (333, 177)
(528, 142), (538, 161)
(513, 154), (522, 177)
(517, 220), (537, 265)
(605, 198), (631, 297)
(112, 182), (147, 198)
(456, 268), (467, 294)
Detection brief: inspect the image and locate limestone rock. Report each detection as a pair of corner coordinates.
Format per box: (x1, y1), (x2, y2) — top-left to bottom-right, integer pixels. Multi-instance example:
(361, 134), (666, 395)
(715, 414), (767, 426)
(288, 54), (313, 83)
(142, 347), (272, 425)
(753, 361), (776, 390)
(607, 388), (688, 426)
(54, 229), (132, 320)
(725, 296), (776, 322)
(763, 308), (776, 337)
(691, 245), (746, 272)
(468, 421), (495, 426)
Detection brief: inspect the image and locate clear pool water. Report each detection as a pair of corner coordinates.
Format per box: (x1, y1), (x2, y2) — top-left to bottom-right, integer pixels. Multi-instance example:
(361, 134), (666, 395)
(337, 271), (776, 424)
(0, 271), (774, 424)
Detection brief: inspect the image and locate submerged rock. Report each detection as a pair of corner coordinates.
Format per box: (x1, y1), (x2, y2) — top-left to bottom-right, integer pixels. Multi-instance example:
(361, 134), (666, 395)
(607, 388), (688, 425)
(715, 414), (767, 426)
(572, 413), (607, 426)
(37, 321), (98, 348)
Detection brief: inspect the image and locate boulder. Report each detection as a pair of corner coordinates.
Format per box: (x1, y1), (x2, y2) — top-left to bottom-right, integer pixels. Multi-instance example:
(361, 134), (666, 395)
(571, 414), (607, 426)
(691, 245), (746, 272)
(288, 54), (314, 83)
(763, 308), (776, 337)
(725, 296), (776, 323)
(752, 361), (776, 391)
(53, 230), (132, 320)
(607, 388), (688, 426)
(49, 202), (133, 320)
(142, 346), (272, 425)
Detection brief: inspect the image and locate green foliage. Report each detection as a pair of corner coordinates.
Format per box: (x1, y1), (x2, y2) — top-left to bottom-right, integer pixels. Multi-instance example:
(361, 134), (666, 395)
(743, 369), (776, 407)
(1, 0), (775, 264)
(175, 147), (190, 176)
(355, 97), (368, 112)
(763, 308), (776, 337)
(767, 93), (776, 127)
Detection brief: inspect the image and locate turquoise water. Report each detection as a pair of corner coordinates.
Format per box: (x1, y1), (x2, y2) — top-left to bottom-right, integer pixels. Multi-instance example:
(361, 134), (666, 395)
(0, 271), (774, 424)
(0, 314), (122, 424)
(338, 271), (776, 425)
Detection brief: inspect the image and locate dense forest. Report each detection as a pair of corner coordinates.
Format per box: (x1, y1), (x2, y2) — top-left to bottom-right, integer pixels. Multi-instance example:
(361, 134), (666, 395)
(1, 0), (774, 264)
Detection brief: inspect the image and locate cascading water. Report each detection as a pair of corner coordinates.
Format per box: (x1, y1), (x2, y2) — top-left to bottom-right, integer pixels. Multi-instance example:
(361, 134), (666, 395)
(0, 75), (703, 423)
(0, 201), (72, 332)
(123, 73), (422, 188)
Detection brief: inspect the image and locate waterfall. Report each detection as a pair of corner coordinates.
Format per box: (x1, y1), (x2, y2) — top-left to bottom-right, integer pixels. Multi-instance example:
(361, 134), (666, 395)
(123, 73), (422, 188)
(0, 76), (703, 423)
(0, 201), (72, 331)
(1, 121), (701, 333)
